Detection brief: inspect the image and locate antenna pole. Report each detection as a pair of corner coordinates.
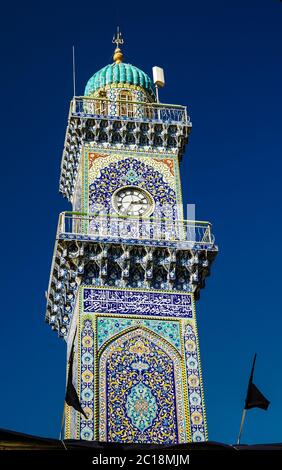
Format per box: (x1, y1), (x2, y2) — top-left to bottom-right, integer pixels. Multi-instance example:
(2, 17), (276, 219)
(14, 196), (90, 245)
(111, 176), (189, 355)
(72, 45), (76, 98)
(155, 85), (159, 103)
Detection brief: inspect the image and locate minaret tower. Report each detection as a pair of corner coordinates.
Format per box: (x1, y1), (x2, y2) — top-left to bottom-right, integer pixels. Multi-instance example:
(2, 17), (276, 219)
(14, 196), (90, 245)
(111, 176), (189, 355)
(46, 31), (218, 443)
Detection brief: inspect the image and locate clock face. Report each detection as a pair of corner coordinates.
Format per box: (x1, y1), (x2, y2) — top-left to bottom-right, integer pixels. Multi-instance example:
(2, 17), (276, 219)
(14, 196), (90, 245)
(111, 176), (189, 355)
(112, 186), (154, 217)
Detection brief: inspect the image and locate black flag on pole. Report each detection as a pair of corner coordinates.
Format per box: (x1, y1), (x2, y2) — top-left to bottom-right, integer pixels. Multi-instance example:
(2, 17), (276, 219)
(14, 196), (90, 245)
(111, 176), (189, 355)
(244, 353), (270, 410)
(65, 340), (87, 418)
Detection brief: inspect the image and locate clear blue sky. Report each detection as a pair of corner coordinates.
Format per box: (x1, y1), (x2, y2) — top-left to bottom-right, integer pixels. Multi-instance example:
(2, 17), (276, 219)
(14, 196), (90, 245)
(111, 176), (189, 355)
(0, 0), (281, 445)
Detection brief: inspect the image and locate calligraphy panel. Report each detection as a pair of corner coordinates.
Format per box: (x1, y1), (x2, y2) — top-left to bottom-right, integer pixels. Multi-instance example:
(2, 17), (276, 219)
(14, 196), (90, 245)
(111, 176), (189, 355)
(83, 287), (193, 318)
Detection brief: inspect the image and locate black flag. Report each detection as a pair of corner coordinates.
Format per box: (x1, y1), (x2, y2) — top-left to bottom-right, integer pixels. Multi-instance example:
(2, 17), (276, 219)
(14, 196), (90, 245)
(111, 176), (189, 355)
(65, 340), (87, 419)
(244, 354), (270, 410)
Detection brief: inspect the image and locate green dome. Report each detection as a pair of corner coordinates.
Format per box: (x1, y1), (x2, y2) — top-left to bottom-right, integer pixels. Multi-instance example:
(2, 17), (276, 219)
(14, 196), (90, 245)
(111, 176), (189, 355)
(84, 63), (155, 97)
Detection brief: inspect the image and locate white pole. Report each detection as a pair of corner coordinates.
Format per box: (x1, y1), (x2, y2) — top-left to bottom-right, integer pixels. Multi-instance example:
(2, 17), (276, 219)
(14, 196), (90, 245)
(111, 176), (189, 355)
(72, 45), (76, 98)
(237, 408), (247, 445)
(155, 85), (160, 120)
(155, 84), (159, 103)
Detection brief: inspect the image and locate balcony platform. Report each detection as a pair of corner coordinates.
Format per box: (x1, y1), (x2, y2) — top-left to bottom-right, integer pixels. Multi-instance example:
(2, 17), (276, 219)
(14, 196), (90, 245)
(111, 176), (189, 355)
(46, 213), (218, 337)
(60, 97), (192, 201)
(58, 212), (217, 251)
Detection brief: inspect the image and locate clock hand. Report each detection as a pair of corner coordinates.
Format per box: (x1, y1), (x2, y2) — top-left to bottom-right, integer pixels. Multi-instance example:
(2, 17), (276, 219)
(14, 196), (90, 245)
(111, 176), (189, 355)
(124, 201), (142, 214)
(123, 201), (141, 209)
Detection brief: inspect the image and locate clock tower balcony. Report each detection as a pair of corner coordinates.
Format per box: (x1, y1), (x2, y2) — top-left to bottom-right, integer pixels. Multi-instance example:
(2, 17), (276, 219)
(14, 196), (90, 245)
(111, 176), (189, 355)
(72, 96), (190, 124)
(60, 97), (192, 202)
(45, 212), (218, 337)
(58, 211), (215, 250)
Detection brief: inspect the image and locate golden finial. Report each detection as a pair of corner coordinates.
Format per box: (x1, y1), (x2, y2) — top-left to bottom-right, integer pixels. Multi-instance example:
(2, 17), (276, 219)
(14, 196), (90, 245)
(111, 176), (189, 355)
(112, 26), (124, 64)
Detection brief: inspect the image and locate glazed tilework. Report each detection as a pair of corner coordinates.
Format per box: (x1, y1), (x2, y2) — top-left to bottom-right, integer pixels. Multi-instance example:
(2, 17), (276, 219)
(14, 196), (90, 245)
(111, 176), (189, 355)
(87, 84), (154, 118)
(88, 153), (176, 189)
(99, 329), (185, 443)
(84, 64), (155, 98)
(50, 50), (217, 449)
(83, 288), (193, 318)
(64, 286), (208, 443)
(89, 157), (176, 217)
(184, 323), (207, 441)
(97, 317), (181, 352)
(80, 146), (184, 222)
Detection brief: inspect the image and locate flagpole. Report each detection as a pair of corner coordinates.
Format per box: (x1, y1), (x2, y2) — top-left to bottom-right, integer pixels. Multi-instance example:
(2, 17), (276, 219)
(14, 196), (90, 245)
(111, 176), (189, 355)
(59, 404), (65, 440)
(237, 353), (257, 445)
(237, 408), (246, 445)
(59, 404), (67, 450)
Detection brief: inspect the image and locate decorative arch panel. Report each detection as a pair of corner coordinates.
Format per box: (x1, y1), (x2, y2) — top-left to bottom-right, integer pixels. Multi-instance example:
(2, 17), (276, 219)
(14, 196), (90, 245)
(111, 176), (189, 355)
(99, 328), (186, 443)
(65, 286), (207, 444)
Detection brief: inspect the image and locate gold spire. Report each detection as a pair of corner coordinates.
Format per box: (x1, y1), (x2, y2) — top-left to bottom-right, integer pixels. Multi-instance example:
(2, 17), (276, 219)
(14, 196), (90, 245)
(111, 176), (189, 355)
(112, 26), (124, 64)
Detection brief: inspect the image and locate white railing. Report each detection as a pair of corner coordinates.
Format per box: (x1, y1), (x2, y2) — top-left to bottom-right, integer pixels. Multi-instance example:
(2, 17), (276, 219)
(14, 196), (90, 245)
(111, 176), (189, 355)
(58, 212), (214, 247)
(70, 97), (189, 125)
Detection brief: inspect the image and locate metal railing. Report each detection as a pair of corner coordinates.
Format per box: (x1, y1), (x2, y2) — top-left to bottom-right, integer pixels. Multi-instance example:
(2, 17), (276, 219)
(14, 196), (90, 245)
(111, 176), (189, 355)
(70, 97), (189, 125)
(57, 212), (214, 247)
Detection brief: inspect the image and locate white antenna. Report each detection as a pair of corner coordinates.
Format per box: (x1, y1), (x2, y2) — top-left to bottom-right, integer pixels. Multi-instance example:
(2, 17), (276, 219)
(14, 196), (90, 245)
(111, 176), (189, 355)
(152, 66), (165, 103)
(72, 45), (76, 97)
